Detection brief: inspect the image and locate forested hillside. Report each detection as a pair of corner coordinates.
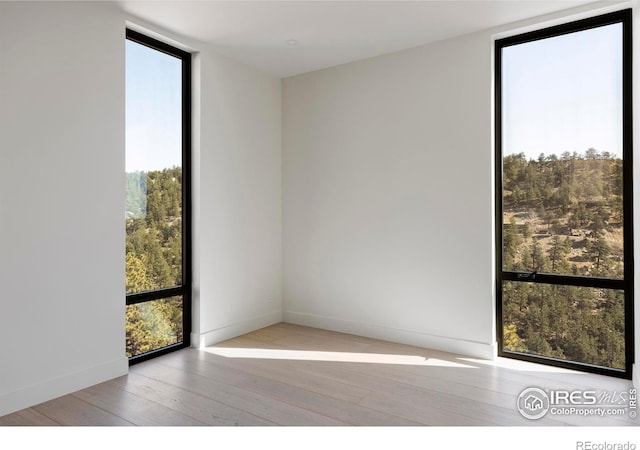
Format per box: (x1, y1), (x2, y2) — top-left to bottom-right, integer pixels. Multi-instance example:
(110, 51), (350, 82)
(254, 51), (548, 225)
(122, 151), (626, 368)
(125, 167), (183, 357)
(501, 150), (625, 369)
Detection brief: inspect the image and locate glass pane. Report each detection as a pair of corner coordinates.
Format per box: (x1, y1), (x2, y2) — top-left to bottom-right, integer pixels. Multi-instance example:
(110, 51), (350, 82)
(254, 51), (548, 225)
(126, 296), (183, 357)
(502, 281), (625, 370)
(125, 39), (183, 294)
(501, 24), (624, 279)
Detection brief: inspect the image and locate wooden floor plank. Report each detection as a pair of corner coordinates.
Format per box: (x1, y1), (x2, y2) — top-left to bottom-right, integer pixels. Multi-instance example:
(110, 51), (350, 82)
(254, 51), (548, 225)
(249, 325), (637, 425)
(31, 394), (134, 426)
(162, 348), (373, 404)
(1, 323), (638, 426)
(155, 352), (421, 426)
(0, 408), (60, 426)
(72, 381), (208, 426)
(132, 357), (348, 425)
(109, 372), (274, 426)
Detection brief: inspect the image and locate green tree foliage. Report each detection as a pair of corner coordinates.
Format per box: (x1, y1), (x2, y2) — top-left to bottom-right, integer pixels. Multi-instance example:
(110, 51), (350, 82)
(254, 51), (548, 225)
(501, 150), (626, 370)
(125, 253), (153, 292)
(126, 299), (182, 358)
(502, 149), (623, 279)
(503, 324), (526, 352)
(503, 218), (520, 270)
(502, 282), (625, 369)
(547, 236), (571, 273)
(125, 167), (183, 357)
(587, 235), (611, 276)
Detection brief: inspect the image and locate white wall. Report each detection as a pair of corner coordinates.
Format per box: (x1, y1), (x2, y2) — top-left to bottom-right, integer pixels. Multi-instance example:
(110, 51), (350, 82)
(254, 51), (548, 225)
(127, 11), (283, 350)
(283, 2), (639, 368)
(0, 1), (634, 418)
(0, 2), (128, 416)
(282, 31), (495, 358)
(0, 2), (283, 416)
(192, 47), (283, 347)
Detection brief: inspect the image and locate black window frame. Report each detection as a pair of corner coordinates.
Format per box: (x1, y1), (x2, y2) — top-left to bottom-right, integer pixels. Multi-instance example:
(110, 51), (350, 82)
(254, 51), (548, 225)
(495, 9), (634, 379)
(125, 29), (192, 365)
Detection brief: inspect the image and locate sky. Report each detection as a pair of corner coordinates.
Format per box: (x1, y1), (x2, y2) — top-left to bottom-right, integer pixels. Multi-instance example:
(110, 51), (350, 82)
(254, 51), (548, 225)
(125, 21), (623, 170)
(126, 39), (182, 172)
(501, 22), (623, 160)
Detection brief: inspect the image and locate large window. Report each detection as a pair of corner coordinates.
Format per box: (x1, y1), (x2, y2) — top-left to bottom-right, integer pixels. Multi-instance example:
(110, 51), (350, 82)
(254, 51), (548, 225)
(125, 29), (192, 363)
(495, 10), (633, 378)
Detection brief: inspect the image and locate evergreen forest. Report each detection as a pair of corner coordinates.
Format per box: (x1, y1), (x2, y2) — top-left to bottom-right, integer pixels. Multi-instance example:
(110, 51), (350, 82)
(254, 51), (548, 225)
(122, 150), (628, 369)
(125, 167), (183, 357)
(501, 150), (626, 370)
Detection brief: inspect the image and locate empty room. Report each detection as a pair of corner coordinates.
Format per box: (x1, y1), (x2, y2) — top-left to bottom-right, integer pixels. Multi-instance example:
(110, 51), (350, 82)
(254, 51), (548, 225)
(1, 0), (639, 445)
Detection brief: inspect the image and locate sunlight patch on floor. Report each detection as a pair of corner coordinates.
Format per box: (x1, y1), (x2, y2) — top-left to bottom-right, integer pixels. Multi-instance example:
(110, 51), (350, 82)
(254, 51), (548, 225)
(203, 347), (476, 368)
(458, 356), (595, 374)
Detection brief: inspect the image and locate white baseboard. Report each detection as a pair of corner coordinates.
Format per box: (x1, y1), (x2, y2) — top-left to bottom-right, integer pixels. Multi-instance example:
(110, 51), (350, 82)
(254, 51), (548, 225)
(283, 311), (496, 360)
(192, 310), (282, 349)
(0, 357), (128, 418)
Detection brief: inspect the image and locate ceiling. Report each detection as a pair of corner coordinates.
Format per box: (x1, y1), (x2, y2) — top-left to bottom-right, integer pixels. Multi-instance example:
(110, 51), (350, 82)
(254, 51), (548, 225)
(117, 1), (601, 78)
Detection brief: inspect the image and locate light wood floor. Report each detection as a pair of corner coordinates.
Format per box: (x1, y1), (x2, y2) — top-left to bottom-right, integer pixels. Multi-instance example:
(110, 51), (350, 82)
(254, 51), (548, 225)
(1, 323), (637, 426)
